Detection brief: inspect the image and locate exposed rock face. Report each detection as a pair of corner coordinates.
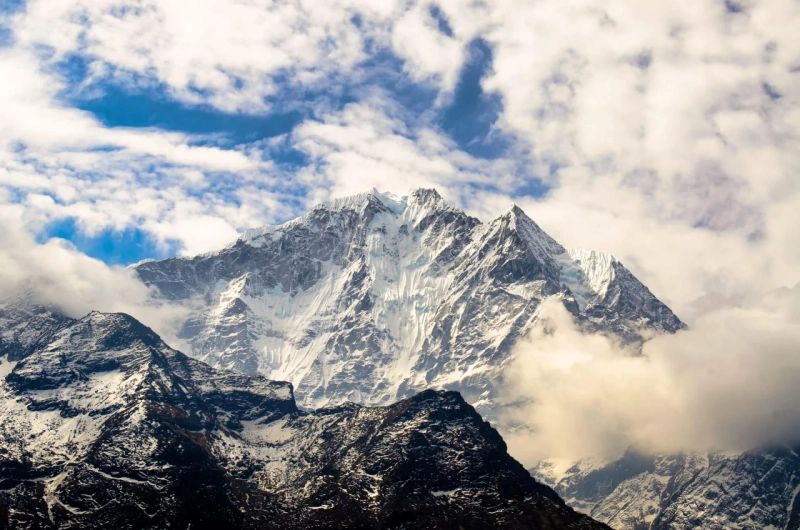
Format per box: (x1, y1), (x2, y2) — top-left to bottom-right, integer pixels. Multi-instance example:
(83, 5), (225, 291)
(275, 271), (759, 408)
(0, 310), (607, 529)
(134, 188), (683, 414)
(531, 448), (800, 530)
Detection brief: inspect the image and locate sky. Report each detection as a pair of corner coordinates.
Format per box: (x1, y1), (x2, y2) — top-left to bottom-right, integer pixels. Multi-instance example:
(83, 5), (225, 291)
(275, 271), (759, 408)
(0, 0), (799, 462)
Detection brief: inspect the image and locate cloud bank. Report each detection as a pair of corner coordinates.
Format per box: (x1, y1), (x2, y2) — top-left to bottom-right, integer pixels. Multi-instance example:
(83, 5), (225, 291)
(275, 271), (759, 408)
(503, 294), (800, 466)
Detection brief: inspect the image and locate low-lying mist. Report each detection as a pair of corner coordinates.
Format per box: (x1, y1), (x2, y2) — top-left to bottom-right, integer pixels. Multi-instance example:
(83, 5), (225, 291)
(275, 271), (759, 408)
(502, 290), (800, 467)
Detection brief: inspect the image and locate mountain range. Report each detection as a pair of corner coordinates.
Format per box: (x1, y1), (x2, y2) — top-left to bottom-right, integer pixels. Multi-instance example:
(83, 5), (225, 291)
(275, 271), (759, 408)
(2, 188), (797, 529)
(132, 188), (800, 529)
(134, 188), (683, 418)
(0, 302), (605, 529)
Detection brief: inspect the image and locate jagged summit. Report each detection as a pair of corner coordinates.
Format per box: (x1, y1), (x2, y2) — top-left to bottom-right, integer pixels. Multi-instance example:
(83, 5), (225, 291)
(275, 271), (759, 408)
(501, 204), (563, 251)
(233, 189), (579, 269)
(490, 203), (567, 268)
(236, 187), (460, 249)
(135, 188), (684, 415)
(409, 186), (444, 204)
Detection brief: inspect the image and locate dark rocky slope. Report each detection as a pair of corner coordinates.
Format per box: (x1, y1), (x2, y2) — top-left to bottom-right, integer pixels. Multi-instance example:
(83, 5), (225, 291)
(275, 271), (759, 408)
(0, 309), (607, 529)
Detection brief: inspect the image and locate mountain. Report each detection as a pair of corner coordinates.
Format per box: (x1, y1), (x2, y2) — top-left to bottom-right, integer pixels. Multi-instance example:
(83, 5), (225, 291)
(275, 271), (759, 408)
(0, 294), (71, 361)
(531, 448), (800, 530)
(0, 308), (608, 529)
(134, 188), (683, 416)
(3, 188), (796, 529)
(130, 188), (800, 529)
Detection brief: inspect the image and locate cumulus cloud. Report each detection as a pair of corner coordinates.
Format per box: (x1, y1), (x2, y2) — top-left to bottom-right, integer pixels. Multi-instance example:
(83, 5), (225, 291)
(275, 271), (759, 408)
(0, 49), (254, 170)
(391, 3), (466, 90)
(502, 294), (800, 466)
(292, 95), (522, 204)
(0, 46), (296, 256)
(478, 0), (800, 319)
(9, 0), (476, 112)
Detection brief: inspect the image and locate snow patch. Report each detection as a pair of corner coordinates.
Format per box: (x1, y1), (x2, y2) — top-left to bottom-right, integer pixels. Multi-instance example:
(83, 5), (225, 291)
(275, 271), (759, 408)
(0, 359), (17, 378)
(431, 489), (458, 497)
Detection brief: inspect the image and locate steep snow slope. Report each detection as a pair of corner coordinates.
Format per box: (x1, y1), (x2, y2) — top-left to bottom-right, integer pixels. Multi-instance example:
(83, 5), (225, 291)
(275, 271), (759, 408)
(0, 310), (607, 529)
(135, 188), (683, 413)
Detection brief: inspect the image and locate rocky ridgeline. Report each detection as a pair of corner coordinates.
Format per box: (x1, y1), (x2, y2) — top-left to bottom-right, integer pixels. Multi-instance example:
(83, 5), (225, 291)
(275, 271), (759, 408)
(0, 308), (605, 529)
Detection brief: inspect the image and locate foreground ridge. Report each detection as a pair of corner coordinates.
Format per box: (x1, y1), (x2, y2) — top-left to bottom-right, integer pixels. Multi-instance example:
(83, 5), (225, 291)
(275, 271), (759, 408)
(0, 309), (607, 529)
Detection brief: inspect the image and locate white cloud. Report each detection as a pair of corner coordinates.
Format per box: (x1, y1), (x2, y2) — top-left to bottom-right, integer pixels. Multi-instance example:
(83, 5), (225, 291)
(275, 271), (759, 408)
(0, 208), (193, 349)
(0, 49), (253, 170)
(10, 0), (474, 112)
(291, 95), (521, 206)
(503, 292), (800, 466)
(391, 3), (465, 90)
(0, 47), (289, 255)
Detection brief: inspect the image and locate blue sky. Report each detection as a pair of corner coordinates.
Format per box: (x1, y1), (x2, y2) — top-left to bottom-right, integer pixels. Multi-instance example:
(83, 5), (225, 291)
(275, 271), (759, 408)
(19, 9), (531, 264)
(0, 0), (796, 324)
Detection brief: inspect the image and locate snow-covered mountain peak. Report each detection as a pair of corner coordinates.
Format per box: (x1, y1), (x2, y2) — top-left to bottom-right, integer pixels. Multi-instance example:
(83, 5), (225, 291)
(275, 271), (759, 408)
(407, 187), (444, 207)
(135, 188), (684, 411)
(319, 188), (388, 214)
(497, 203), (567, 258)
(235, 190), (382, 248)
(236, 188), (460, 250)
(472, 204), (567, 285)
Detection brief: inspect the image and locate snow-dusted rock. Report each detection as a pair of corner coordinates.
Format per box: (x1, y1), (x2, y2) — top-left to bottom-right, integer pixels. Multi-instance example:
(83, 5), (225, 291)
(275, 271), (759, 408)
(0, 310), (606, 529)
(532, 449), (800, 530)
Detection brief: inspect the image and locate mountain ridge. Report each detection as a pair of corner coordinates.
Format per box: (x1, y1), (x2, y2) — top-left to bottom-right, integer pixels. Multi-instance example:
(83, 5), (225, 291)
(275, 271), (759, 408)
(0, 307), (608, 529)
